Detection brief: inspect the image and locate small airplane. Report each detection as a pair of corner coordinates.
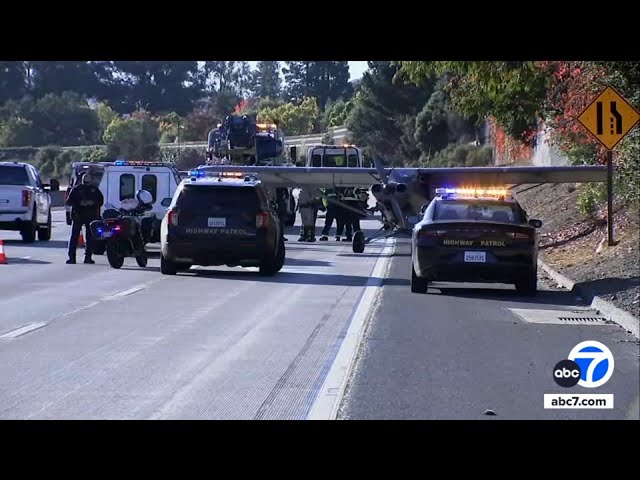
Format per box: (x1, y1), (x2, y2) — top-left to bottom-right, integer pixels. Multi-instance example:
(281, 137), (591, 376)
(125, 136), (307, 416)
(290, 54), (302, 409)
(193, 154), (608, 253)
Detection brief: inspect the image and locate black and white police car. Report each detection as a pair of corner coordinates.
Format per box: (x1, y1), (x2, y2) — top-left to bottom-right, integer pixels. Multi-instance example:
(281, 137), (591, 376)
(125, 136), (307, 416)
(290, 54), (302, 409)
(159, 170), (285, 276)
(411, 186), (543, 295)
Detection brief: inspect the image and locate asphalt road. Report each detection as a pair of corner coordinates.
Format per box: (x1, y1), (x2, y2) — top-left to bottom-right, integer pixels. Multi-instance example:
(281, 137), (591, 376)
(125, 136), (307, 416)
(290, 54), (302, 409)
(339, 237), (640, 420)
(0, 209), (390, 419)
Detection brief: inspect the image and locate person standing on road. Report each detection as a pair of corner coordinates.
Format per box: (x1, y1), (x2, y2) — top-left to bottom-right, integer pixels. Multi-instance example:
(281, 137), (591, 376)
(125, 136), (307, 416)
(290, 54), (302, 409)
(319, 188), (343, 241)
(341, 187), (365, 242)
(65, 173), (104, 264)
(297, 187), (320, 242)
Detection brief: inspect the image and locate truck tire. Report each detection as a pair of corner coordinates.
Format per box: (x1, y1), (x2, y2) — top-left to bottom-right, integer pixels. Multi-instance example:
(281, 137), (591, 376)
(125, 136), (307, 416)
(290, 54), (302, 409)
(38, 212), (52, 241)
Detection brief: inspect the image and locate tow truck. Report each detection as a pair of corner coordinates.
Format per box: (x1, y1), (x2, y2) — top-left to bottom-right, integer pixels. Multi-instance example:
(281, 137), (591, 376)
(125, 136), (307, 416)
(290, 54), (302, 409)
(205, 115), (296, 226)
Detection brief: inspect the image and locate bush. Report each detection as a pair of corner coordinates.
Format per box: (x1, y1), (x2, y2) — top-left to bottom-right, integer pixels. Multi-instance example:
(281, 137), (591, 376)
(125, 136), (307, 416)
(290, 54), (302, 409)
(577, 183), (607, 217)
(421, 144), (493, 167)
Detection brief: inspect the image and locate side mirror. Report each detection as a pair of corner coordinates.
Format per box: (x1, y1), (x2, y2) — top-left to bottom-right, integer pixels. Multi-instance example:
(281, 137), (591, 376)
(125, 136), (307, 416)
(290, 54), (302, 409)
(49, 179), (60, 191)
(420, 204), (428, 215)
(161, 198), (172, 207)
(529, 219), (542, 228)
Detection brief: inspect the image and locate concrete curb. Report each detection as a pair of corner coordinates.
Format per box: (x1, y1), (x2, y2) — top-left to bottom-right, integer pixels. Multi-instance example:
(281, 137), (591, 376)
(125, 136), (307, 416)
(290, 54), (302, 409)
(538, 259), (639, 339)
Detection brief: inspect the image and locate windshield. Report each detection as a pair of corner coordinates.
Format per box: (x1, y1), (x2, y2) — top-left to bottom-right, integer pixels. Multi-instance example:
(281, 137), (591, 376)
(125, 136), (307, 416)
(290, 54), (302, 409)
(176, 185), (259, 214)
(0, 165), (30, 186)
(435, 199), (524, 223)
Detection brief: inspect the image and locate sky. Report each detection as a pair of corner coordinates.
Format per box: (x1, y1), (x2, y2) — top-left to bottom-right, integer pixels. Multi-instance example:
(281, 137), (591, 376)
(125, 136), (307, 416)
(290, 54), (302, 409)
(247, 61), (369, 81)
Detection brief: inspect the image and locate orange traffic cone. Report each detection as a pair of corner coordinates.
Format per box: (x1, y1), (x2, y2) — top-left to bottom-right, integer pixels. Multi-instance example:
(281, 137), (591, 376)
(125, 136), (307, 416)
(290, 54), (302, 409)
(78, 229), (85, 248)
(0, 240), (7, 264)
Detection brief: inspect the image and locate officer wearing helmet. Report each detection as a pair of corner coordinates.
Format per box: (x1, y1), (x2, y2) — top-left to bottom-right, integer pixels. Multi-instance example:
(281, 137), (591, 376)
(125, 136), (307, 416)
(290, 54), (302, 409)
(65, 172), (104, 264)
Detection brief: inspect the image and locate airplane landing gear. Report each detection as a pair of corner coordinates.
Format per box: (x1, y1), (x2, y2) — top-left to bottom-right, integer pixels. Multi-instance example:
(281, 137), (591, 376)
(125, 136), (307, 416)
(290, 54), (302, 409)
(352, 230), (365, 253)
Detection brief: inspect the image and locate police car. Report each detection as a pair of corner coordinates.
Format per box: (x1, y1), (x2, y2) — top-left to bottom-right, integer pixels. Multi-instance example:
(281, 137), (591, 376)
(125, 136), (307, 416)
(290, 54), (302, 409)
(411, 187), (542, 295)
(159, 170), (285, 276)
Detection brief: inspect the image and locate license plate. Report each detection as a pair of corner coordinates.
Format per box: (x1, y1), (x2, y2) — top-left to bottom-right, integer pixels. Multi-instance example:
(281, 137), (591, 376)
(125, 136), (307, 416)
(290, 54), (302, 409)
(208, 217), (226, 227)
(102, 231), (112, 238)
(464, 251), (486, 263)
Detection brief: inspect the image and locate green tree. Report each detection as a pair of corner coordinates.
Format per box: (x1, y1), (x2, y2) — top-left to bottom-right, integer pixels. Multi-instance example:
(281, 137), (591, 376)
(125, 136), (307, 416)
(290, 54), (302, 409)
(257, 97), (319, 136)
(282, 61), (353, 109)
(346, 62), (431, 164)
(0, 92), (101, 147)
(252, 61), (282, 99)
(103, 111), (159, 160)
(398, 61), (549, 143)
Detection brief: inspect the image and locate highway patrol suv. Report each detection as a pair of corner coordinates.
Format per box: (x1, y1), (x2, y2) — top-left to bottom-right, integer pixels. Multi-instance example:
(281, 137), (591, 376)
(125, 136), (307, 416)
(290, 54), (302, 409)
(159, 170), (285, 276)
(411, 187), (542, 296)
(0, 161), (55, 242)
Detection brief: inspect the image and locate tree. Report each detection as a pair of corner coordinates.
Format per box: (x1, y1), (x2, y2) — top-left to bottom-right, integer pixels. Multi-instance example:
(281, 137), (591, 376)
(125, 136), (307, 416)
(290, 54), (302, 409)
(257, 97), (319, 136)
(0, 62), (28, 104)
(346, 62), (431, 164)
(252, 61), (281, 99)
(282, 61), (353, 109)
(398, 61), (549, 143)
(103, 110), (159, 160)
(0, 92), (101, 147)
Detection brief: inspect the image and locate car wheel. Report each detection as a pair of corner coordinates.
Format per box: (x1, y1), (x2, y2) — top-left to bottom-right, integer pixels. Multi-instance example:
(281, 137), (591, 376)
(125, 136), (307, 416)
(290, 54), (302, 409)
(21, 207), (37, 243)
(411, 263), (429, 294)
(38, 212), (52, 241)
(515, 269), (537, 296)
(161, 255), (177, 275)
(259, 239), (284, 276)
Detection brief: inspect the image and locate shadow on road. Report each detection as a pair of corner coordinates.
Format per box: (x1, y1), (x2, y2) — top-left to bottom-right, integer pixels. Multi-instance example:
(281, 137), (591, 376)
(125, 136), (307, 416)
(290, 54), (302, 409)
(2, 239), (68, 249)
(284, 257), (332, 267)
(120, 266), (161, 273)
(427, 286), (582, 306)
(338, 252), (411, 258)
(184, 268), (410, 287)
(5, 257), (52, 265)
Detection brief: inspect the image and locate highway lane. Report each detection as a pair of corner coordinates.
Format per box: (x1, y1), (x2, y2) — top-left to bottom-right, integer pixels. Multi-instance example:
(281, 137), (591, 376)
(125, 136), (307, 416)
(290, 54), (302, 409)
(339, 237), (640, 420)
(0, 210), (393, 419)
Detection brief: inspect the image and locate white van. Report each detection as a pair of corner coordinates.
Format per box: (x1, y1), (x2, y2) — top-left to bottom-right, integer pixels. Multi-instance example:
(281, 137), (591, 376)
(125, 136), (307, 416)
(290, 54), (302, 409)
(98, 160), (182, 242)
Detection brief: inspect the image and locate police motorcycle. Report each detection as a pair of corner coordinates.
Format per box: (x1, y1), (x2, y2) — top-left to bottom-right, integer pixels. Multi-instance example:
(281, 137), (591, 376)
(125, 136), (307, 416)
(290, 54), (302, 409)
(90, 189), (155, 269)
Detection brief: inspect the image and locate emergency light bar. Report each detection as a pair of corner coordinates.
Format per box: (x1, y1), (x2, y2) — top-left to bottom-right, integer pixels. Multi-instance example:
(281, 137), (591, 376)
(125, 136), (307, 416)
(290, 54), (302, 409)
(188, 170), (253, 179)
(114, 160), (171, 167)
(436, 187), (512, 198)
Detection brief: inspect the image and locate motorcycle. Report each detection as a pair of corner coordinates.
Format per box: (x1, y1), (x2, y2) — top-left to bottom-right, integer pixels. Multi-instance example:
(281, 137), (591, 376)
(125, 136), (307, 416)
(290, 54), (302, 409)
(90, 189), (155, 269)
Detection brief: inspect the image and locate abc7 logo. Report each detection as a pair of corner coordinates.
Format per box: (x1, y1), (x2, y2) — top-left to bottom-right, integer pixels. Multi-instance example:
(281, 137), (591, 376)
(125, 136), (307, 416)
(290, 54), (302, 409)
(553, 340), (615, 388)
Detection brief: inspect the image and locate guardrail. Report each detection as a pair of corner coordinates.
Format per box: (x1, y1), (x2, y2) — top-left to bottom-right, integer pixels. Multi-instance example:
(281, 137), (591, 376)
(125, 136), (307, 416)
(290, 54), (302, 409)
(50, 126), (349, 152)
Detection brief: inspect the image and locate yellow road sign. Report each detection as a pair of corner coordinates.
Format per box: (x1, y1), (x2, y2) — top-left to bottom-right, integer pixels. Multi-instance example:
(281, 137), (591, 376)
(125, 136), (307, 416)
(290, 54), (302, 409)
(577, 86), (640, 150)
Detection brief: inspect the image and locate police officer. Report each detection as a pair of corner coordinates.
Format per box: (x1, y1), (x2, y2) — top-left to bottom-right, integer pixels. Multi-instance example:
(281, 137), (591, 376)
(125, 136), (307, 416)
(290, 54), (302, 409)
(275, 187), (289, 241)
(319, 188), (344, 241)
(297, 187), (320, 242)
(65, 173), (104, 264)
(341, 187), (365, 242)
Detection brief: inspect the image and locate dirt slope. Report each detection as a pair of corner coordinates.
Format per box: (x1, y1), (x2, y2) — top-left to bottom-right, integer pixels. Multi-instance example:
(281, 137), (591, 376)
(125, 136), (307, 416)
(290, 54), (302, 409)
(514, 183), (639, 318)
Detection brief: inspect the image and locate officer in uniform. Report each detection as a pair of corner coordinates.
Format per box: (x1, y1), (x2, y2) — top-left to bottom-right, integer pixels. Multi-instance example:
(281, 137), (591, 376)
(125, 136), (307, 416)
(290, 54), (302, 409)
(297, 187), (321, 242)
(341, 187), (366, 241)
(318, 188), (344, 241)
(65, 173), (104, 264)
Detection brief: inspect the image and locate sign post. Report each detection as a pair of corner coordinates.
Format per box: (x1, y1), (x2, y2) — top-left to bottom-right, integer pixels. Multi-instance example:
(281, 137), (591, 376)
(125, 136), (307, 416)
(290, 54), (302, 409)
(577, 86), (640, 246)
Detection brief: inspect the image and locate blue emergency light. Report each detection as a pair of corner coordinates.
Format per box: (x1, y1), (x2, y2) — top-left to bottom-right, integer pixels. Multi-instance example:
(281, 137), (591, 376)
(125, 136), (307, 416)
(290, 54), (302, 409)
(114, 160), (127, 166)
(189, 170), (206, 177)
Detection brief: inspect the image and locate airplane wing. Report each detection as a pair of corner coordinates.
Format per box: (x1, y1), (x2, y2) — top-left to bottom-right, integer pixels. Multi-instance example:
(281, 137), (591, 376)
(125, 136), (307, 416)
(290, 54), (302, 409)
(418, 165), (608, 185)
(194, 164), (608, 187)
(195, 165), (383, 187)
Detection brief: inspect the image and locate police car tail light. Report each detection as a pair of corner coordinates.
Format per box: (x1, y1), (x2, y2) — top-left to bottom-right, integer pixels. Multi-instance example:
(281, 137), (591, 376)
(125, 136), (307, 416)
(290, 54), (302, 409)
(168, 209), (179, 226)
(506, 231), (531, 240)
(22, 190), (32, 207)
(418, 228), (447, 237)
(256, 211), (269, 228)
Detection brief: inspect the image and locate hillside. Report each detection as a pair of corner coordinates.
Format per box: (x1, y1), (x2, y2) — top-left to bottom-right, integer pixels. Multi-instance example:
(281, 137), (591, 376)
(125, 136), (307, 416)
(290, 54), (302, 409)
(514, 183), (639, 318)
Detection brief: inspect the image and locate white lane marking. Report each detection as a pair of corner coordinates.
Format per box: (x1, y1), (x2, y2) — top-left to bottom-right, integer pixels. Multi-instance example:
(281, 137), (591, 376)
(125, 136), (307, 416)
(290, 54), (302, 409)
(0, 322), (48, 339)
(306, 237), (396, 420)
(102, 285), (146, 300)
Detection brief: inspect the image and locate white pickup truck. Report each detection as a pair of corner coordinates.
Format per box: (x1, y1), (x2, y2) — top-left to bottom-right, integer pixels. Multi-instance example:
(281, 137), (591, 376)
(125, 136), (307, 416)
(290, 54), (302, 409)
(0, 161), (57, 242)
